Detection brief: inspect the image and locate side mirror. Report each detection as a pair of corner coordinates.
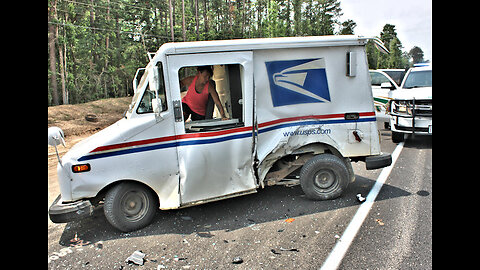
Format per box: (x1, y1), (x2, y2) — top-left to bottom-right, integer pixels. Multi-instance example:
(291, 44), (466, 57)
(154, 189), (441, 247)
(148, 67), (159, 92)
(151, 98), (163, 122)
(48, 126), (66, 166)
(381, 82), (395, 90)
(48, 127), (66, 147)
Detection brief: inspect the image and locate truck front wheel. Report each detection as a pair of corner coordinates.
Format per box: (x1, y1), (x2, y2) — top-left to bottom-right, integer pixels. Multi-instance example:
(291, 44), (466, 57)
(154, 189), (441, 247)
(300, 154), (349, 200)
(104, 182), (158, 232)
(391, 131), (404, 143)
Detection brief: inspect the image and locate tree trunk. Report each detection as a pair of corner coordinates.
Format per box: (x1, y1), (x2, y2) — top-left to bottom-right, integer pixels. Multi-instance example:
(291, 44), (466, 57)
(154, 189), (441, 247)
(48, 0), (59, 105)
(168, 0), (175, 41)
(182, 0), (186, 41)
(203, 0), (209, 36)
(195, 0), (199, 40)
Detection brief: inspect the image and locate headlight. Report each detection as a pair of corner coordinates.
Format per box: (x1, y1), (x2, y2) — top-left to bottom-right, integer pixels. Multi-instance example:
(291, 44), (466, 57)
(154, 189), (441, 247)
(392, 100), (413, 115)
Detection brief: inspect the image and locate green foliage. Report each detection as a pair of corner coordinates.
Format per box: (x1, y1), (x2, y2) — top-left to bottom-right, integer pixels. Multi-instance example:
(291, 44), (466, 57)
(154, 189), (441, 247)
(366, 23), (421, 70)
(409, 46), (424, 64)
(48, 0), (424, 106)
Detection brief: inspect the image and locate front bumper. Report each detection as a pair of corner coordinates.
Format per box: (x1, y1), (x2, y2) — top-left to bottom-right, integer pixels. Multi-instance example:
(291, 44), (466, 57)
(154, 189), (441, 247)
(49, 194), (94, 223)
(365, 153), (392, 170)
(389, 98), (432, 135)
(390, 115), (432, 135)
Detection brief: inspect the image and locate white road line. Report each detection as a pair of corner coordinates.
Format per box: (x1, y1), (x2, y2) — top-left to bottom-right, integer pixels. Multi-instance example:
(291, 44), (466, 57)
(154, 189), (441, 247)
(320, 141), (405, 270)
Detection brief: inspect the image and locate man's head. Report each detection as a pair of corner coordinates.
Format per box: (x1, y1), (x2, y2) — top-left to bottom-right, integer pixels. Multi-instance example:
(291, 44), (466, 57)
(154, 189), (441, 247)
(196, 66), (213, 86)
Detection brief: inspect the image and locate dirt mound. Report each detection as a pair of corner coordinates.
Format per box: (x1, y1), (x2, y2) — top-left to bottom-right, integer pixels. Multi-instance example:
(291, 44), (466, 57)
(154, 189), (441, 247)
(48, 97), (132, 137)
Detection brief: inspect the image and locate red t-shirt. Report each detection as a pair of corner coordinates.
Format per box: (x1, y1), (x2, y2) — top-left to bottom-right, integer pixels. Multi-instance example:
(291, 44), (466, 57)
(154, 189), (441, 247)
(181, 75), (209, 116)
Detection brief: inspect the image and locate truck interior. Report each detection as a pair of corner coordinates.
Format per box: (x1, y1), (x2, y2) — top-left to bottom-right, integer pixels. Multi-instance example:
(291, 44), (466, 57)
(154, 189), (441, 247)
(179, 64), (245, 133)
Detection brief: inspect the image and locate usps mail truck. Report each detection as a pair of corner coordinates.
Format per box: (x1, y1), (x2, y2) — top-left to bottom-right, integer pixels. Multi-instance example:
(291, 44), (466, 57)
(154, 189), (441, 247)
(49, 35), (392, 232)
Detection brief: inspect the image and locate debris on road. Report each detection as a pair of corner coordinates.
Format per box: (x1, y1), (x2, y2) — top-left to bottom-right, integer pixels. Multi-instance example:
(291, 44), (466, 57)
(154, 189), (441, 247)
(69, 233), (91, 247)
(271, 249), (281, 255)
(279, 247), (299, 252)
(125, 250), (146, 265)
(356, 193), (366, 203)
(232, 257), (243, 264)
(173, 255), (187, 261)
(375, 218), (385, 226)
(95, 241), (103, 249)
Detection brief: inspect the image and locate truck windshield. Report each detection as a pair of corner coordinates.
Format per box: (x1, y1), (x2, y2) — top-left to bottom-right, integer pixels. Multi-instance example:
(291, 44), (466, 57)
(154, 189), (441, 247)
(403, 70), (432, 89)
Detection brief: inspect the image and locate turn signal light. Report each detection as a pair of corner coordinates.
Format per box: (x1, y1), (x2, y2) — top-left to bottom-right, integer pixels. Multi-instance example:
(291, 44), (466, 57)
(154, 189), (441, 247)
(72, 164), (91, 173)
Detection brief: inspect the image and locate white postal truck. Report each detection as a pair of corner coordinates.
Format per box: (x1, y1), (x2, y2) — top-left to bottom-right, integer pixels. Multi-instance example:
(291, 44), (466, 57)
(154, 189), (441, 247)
(49, 35), (392, 232)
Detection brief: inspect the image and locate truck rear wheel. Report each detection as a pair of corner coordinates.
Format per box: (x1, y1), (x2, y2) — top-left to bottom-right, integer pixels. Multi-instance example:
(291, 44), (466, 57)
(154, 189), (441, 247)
(104, 182), (158, 232)
(300, 154), (349, 200)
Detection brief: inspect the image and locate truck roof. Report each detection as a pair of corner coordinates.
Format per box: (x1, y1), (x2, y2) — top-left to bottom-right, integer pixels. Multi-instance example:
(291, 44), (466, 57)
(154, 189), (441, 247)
(157, 35), (369, 55)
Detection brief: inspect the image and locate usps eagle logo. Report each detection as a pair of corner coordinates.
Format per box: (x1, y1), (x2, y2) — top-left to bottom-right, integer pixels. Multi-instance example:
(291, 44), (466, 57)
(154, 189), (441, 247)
(265, 58), (331, 107)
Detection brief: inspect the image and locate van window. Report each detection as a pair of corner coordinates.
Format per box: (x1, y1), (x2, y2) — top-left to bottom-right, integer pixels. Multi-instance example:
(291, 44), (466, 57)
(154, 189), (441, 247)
(179, 64), (244, 132)
(137, 63), (167, 114)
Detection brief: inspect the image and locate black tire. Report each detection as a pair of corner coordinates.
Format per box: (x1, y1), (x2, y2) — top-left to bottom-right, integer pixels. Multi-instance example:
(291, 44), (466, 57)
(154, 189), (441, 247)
(391, 131), (404, 143)
(300, 154), (349, 200)
(104, 182), (158, 232)
(85, 114), (98, 122)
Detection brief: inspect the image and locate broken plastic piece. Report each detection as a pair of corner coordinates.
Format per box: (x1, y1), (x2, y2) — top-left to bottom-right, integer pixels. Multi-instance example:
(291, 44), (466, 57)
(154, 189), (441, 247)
(285, 218), (295, 223)
(375, 218), (385, 226)
(125, 250), (145, 265)
(232, 257), (243, 264)
(279, 248), (299, 252)
(69, 233), (90, 247)
(271, 249), (281, 255)
(356, 193), (366, 203)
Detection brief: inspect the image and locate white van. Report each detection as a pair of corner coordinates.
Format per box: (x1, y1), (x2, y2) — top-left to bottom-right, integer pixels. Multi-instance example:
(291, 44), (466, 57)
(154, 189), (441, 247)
(388, 63), (432, 142)
(49, 35), (392, 232)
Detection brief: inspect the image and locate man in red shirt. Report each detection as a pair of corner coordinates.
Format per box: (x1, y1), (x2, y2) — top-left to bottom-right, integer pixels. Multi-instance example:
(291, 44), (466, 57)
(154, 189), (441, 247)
(180, 66), (227, 121)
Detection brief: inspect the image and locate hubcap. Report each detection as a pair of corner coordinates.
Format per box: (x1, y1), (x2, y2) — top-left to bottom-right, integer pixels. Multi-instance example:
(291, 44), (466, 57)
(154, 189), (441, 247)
(121, 191), (149, 221)
(314, 169), (335, 189)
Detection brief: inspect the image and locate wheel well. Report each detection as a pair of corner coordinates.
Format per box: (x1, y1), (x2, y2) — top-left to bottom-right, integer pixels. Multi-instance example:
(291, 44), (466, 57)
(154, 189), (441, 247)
(90, 180), (160, 207)
(262, 142), (344, 185)
(290, 142), (343, 158)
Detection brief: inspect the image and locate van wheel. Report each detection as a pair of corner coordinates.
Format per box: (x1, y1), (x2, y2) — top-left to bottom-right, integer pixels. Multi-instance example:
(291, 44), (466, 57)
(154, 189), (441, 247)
(104, 182), (158, 232)
(300, 154), (349, 200)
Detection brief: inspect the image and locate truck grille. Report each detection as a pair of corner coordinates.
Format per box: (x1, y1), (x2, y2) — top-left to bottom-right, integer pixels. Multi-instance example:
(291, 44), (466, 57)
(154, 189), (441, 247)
(413, 99), (432, 117)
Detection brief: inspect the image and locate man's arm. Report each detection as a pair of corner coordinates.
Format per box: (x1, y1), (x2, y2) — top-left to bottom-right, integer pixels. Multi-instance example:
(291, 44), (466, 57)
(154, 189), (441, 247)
(208, 83), (227, 120)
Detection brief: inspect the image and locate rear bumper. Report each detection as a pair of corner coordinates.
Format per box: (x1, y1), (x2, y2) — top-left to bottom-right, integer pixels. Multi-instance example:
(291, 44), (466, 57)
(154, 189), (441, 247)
(49, 194), (94, 223)
(365, 153), (392, 170)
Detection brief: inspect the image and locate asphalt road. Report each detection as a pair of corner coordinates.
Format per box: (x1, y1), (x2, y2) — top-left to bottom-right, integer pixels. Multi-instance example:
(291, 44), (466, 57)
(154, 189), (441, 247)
(47, 127), (432, 269)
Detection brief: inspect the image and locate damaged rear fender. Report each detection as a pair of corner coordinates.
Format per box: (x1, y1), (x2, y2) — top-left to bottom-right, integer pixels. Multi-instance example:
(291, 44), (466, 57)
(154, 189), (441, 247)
(259, 142), (354, 186)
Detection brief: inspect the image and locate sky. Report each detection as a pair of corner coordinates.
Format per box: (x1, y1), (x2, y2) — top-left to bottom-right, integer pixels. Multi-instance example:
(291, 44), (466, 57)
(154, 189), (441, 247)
(339, 0), (432, 62)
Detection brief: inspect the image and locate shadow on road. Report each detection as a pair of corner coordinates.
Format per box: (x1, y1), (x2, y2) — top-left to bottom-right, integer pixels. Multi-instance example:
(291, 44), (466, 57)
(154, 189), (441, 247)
(58, 174), (411, 246)
(404, 134), (432, 149)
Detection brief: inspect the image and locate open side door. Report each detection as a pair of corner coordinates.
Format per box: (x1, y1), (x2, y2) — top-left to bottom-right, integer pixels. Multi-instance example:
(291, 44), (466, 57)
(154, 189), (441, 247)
(166, 51), (257, 205)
